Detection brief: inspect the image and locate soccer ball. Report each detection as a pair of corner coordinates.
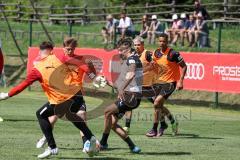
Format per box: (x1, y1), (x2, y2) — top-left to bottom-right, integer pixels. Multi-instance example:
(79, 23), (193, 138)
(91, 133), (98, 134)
(93, 75), (107, 88)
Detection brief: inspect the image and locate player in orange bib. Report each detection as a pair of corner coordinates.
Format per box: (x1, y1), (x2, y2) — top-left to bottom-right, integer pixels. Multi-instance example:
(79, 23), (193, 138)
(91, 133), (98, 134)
(145, 33), (187, 137)
(35, 38), (99, 153)
(0, 41), (98, 158)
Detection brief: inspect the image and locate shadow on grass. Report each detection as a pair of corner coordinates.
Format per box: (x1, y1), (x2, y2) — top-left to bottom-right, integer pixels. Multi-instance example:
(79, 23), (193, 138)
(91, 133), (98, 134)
(57, 157), (128, 160)
(141, 151), (191, 156)
(59, 147), (128, 151)
(144, 133), (223, 140)
(4, 119), (36, 122)
(59, 147), (82, 151)
(174, 133), (224, 140)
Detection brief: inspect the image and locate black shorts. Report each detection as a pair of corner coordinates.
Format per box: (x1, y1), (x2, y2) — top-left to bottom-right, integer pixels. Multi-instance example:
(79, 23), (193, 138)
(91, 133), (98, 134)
(68, 92), (87, 112)
(142, 86), (156, 103)
(152, 82), (176, 100)
(114, 92), (141, 119)
(54, 91), (87, 117)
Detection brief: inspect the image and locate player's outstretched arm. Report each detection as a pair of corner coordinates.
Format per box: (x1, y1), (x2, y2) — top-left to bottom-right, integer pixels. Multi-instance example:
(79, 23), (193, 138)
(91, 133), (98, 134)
(0, 68), (41, 100)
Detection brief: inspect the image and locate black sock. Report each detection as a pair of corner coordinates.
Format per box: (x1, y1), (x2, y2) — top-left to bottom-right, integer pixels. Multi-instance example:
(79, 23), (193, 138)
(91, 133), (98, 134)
(124, 137), (135, 149)
(100, 133), (109, 145)
(168, 114), (175, 124)
(82, 136), (87, 147)
(152, 123), (158, 131)
(49, 144), (57, 149)
(72, 121), (93, 140)
(160, 120), (168, 129)
(125, 118), (131, 128)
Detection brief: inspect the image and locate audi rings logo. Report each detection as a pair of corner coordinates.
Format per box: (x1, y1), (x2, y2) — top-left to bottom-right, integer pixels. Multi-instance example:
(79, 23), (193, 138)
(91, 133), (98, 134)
(185, 63), (205, 80)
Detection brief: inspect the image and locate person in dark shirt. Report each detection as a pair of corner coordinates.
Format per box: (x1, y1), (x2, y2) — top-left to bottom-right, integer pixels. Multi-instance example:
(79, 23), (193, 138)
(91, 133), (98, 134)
(193, 0), (210, 20)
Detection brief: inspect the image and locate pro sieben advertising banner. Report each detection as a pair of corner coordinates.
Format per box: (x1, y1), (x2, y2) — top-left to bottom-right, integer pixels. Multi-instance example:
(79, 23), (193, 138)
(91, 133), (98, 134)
(182, 52), (240, 93)
(28, 48), (240, 94)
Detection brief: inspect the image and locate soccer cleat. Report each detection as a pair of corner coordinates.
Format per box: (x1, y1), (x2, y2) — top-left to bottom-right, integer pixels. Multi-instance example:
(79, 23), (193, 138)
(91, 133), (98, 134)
(83, 136), (96, 157)
(145, 129), (157, 137)
(36, 136), (47, 149)
(172, 121), (179, 136)
(37, 147), (58, 159)
(130, 146), (141, 153)
(157, 124), (168, 137)
(82, 148), (87, 153)
(0, 116), (3, 122)
(123, 127), (130, 134)
(99, 143), (108, 150)
(95, 139), (100, 153)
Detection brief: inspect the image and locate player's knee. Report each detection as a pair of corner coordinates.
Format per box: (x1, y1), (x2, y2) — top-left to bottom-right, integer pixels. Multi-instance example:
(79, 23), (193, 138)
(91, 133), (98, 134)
(153, 103), (163, 109)
(104, 109), (112, 118)
(36, 109), (41, 118)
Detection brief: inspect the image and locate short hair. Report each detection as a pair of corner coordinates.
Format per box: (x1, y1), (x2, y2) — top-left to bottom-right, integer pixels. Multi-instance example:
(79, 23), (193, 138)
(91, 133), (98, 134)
(158, 33), (168, 41)
(39, 41), (54, 50)
(117, 38), (133, 49)
(133, 36), (144, 44)
(121, 11), (126, 16)
(63, 37), (78, 48)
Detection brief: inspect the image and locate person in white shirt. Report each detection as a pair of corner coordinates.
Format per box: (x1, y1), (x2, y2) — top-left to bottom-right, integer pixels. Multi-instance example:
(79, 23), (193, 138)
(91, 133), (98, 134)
(166, 14), (183, 45)
(117, 12), (134, 39)
(192, 12), (209, 47)
(101, 14), (119, 44)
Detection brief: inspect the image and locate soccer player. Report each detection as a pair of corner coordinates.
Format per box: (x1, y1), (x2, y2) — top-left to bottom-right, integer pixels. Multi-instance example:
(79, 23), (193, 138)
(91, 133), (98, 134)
(146, 33), (187, 137)
(0, 41), (98, 158)
(99, 38), (142, 153)
(36, 38), (98, 152)
(123, 36), (171, 137)
(123, 36), (155, 133)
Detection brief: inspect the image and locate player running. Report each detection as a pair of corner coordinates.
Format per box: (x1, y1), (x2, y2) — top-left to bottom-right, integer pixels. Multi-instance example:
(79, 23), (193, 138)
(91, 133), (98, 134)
(99, 38), (142, 153)
(146, 33), (187, 137)
(0, 41), (98, 158)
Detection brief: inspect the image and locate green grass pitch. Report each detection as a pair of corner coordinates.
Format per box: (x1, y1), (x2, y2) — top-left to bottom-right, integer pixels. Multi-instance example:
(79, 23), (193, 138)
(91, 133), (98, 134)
(0, 90), (240, 160)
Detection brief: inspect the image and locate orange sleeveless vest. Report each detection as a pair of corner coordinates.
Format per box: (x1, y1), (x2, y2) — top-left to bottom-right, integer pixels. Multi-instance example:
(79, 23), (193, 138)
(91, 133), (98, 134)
(153, 48), (180, 83)
(34, 54), (84, 104)
(139, 49), (156, 86)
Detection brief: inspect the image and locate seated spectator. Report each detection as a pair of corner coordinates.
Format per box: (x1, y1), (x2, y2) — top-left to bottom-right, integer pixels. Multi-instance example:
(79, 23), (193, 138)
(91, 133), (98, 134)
(179, 13), (190, 46)
(147, 15), (163, 44)
(117, 12), (135, 39)
(139, 15), (150, 39)
(191, 13), (209, 47)
(101, 14), (118, 44)
(187, 14), (197, 47)
(166, 14), (183, 45)
(193, 0), (210, 20)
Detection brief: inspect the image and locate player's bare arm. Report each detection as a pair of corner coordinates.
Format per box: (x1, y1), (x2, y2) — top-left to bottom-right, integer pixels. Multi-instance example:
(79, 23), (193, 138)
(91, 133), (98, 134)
(176, 60), (187, 90)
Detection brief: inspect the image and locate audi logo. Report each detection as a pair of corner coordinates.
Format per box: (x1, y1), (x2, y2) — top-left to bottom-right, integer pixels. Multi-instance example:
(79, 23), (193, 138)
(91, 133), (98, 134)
(185, 63), (205, 80)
